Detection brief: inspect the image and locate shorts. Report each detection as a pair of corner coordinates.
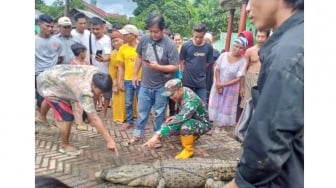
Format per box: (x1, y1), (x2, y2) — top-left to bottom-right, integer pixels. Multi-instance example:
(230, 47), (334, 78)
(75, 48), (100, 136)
(45, 98), (74, 121)
(35, 75), (44, 107)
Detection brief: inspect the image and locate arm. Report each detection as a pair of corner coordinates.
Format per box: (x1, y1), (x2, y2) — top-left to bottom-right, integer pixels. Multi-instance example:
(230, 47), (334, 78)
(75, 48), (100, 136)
(95, 54), (110, 63)
(87, 113), (119, 156)
(57, 56), (63, 65)
(117, 61), (125, 91)
(145, 62), (179, 73)
(240, 50), (252, 97)
(219, 77), (243, 87)
(180, 59), (185, 73)
(132, 55), (142, 88)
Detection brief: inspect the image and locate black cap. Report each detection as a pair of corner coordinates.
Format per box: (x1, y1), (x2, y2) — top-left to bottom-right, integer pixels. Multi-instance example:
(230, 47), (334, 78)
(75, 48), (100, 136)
(90, 17), (105, 25)
(38, 14), (54, 24)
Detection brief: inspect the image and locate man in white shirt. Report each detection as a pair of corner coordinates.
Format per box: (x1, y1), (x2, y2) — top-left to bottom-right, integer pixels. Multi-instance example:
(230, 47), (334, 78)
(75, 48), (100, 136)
(71, 12), (91, 63)
(89, 17), (112, 112)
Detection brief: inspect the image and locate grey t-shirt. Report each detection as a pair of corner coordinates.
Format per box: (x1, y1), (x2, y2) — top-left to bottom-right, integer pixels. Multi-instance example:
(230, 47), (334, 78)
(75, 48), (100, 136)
(35, 35), (63, 75)
(136, 34), (179, 88)
(55, 34), (81, 65)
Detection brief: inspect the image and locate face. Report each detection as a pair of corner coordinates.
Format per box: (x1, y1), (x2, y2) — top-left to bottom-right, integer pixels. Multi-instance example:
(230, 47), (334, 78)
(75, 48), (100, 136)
(75, 18), (87, 33)
(173, 35), (182, 47)
(231, 44), (245, 56)
(193, 31), (205, 45)
(148, 25), (164, 41)
(52, 25), (60, 35)
(123, 33), (136, 44)
(91, 84), (104, 97)
(169, 88), (183, 103)
(80, 49), (87, 59)
(255, 31), (268, 46)
(59, 25), (72, 37)
(91, 24), (104, 39)
(246, 0), (278, 30)
(39, 22), (54, 37)
(112, 38), (124, 50)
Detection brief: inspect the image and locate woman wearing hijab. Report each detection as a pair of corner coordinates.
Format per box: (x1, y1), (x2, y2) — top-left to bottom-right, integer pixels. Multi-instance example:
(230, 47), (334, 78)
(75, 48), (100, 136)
(208, 37), (247, 133)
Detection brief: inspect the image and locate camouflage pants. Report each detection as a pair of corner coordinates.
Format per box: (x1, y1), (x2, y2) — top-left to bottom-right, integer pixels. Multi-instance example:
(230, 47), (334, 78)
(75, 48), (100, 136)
(160, 119), (212, 137)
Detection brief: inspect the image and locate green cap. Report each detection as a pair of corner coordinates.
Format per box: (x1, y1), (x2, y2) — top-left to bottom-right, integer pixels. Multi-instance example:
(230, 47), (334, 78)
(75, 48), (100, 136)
(161, 78), (182, 97)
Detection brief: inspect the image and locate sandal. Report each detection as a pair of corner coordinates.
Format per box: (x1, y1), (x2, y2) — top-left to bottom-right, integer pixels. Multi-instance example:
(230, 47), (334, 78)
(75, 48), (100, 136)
(76, 124), (87, 131)
(35, 117), (50, 127)
(121, 123), (134, 131)
(58, 147), (80, 156)
(127, 137), (142, 145)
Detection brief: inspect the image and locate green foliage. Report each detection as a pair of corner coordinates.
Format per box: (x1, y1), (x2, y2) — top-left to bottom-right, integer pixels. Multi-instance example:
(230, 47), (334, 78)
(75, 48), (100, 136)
(104, 16), (129, 26)
(130, 3), (160, 31)
(131, 0), (240, 38)
(35, 0), (87, 18)
(35, 0), (241, 38)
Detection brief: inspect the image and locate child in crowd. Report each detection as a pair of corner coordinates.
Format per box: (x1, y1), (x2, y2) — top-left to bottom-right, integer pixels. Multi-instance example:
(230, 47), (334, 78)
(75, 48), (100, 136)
(70, 43), (89, 130)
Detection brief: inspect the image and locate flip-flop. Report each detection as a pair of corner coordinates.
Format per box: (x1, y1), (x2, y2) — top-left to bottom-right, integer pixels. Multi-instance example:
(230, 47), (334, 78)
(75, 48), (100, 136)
(58, 148), (80, 156)
(121, 123), (134, 131)
(76, 124), (87, 131)
(35, 118), (50, 127)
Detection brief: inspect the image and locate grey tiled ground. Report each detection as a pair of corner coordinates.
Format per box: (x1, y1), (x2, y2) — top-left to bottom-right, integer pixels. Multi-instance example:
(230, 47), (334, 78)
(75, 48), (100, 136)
(35, 108), (242, 187)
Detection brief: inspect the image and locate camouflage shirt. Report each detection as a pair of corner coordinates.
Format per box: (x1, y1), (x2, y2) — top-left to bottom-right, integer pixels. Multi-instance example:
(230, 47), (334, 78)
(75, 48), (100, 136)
(37, 65), (98, 113)
(159, 87), (210, 136)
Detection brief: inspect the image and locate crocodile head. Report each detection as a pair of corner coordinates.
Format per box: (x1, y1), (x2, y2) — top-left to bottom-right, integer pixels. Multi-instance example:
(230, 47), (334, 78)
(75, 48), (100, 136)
(95, 164), (159, 186)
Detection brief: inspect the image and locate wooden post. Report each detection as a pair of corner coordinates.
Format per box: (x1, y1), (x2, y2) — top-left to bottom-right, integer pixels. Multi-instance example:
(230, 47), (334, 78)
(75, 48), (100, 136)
(225, 9), (235, 52)
(238, 0), (248, 34)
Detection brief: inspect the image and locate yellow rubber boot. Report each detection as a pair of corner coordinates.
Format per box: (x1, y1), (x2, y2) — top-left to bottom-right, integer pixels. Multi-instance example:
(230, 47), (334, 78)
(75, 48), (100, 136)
(175, 135), (194, 159)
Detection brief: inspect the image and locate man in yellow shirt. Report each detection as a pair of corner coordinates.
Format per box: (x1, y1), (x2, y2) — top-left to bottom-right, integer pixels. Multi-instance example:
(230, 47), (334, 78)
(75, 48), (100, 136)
(117, 25), (142, 131)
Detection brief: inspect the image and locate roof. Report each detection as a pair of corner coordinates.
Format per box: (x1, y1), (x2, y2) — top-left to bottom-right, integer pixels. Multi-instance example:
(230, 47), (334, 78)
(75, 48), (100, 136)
(83, 1), (123, 18)
(219, 0), (244, 10)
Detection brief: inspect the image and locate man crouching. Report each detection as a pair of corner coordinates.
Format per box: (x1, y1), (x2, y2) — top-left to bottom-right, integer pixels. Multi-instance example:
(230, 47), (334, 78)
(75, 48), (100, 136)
(36, 65), (118, 156)
(143, 78), (212, 159)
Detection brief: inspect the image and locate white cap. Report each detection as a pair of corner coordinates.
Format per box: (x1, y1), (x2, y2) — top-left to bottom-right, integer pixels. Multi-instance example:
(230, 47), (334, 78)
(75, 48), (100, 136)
(118, 24), (139, 35)
(204, 33), (213, 43)
(58, 17), (72, 26)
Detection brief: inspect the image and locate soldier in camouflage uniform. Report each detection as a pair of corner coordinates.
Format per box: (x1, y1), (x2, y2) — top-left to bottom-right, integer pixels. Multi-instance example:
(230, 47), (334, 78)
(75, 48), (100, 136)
(143, 78), (212, 159)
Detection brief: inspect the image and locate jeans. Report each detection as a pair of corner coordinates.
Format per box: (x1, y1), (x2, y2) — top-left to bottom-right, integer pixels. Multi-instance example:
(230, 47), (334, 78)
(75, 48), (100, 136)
(187, 87), (207, 105)
(133, 86), (167, 138)
(124, 81), (140, 124)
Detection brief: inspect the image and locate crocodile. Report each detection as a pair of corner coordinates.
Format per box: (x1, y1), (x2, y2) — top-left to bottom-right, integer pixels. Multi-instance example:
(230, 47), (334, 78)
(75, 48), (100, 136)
(95, 158), (237, 188)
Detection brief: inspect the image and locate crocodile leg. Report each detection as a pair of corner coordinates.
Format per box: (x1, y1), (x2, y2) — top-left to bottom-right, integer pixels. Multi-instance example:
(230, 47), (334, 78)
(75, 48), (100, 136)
(205, 178), (225, 188)
(156, 178), (165, 188)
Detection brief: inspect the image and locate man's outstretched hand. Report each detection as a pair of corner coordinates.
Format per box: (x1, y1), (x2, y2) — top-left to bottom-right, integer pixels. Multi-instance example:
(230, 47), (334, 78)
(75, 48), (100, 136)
(107, 140), (119, 156)
(142, 134), (160, 148)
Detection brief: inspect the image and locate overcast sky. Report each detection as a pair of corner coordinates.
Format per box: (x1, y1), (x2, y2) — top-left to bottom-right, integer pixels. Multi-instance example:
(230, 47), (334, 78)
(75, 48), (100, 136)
(43, 0), (137, 17)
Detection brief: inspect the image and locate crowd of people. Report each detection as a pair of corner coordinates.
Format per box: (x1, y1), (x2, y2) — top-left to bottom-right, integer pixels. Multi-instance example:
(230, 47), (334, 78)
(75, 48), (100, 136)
(35, 0), (303, 186)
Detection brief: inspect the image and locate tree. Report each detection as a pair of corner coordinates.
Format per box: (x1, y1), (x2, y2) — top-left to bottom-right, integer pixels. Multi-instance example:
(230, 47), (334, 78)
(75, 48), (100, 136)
(131, 0), (240, 38)
(131, 0), (198, 37)
(35, 0), (88, 19)
(104, 16), (129, 27)
(161, 1), (197, 37)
